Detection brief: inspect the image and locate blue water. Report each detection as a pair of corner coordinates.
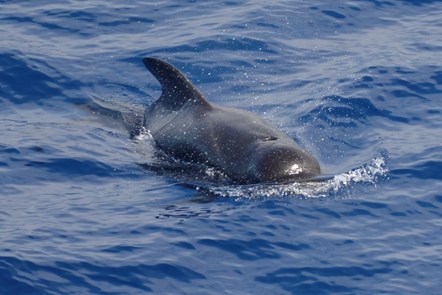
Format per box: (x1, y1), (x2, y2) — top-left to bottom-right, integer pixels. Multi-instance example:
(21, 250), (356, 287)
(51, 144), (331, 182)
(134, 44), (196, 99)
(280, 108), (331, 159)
(1, 1), (441, 294)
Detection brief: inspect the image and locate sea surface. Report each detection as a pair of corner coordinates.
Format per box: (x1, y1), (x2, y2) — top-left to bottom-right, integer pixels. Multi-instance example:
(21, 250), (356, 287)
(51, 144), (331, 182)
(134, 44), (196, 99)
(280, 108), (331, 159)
(1, 1), (441, 294)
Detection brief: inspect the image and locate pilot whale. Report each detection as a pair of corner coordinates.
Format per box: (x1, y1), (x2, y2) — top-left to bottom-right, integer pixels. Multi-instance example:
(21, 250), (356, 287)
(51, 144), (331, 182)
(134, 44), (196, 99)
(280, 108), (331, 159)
(139, 57), (320, 184)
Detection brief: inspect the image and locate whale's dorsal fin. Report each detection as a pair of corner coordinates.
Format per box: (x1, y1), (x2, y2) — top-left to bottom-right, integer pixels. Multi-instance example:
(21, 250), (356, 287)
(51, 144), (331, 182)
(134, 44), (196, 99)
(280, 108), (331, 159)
(143, 57), (210, 110)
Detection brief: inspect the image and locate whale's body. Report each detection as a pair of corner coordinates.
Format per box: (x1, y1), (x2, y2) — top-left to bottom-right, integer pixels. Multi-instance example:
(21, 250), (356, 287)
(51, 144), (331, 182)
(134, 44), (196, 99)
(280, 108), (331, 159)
(140, 58), (320, 184)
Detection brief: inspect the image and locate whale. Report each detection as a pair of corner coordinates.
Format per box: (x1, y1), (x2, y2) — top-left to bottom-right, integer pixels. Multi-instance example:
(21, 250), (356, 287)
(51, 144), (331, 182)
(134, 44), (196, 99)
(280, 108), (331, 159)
(138, 57), (321, 184)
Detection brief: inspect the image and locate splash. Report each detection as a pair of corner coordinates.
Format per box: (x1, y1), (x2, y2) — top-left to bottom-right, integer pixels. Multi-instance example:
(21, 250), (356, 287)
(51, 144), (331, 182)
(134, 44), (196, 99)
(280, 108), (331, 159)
(135, 127), (388, 199)
(205, 157), (388, 199)
(133, 128), (157, 163)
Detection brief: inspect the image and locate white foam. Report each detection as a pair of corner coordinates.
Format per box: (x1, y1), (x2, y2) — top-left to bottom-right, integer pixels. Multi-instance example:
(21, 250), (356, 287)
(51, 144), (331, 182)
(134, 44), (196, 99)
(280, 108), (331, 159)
(135, 127), (154, 142)
(133, 128), (157, 163)
(207, 157), (388, 199)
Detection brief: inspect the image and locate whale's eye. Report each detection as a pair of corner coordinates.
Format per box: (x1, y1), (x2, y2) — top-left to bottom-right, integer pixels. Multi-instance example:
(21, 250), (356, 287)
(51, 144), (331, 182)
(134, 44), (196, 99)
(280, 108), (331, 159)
(261, 136), (278, 141)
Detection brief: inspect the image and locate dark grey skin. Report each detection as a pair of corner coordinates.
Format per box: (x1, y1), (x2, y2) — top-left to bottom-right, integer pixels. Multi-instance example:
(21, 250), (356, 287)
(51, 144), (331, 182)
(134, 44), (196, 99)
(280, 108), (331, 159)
(142, 57), (320, 184)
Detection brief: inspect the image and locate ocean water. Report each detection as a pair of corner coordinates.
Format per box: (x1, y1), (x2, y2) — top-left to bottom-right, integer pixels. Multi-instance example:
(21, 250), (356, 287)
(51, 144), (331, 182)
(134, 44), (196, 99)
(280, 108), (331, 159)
(1, 0), (441, 294)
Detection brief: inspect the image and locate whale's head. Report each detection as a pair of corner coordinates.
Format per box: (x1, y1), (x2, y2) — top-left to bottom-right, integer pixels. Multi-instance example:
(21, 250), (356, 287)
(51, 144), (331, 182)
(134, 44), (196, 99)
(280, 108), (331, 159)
(246, 140), (321, 183)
